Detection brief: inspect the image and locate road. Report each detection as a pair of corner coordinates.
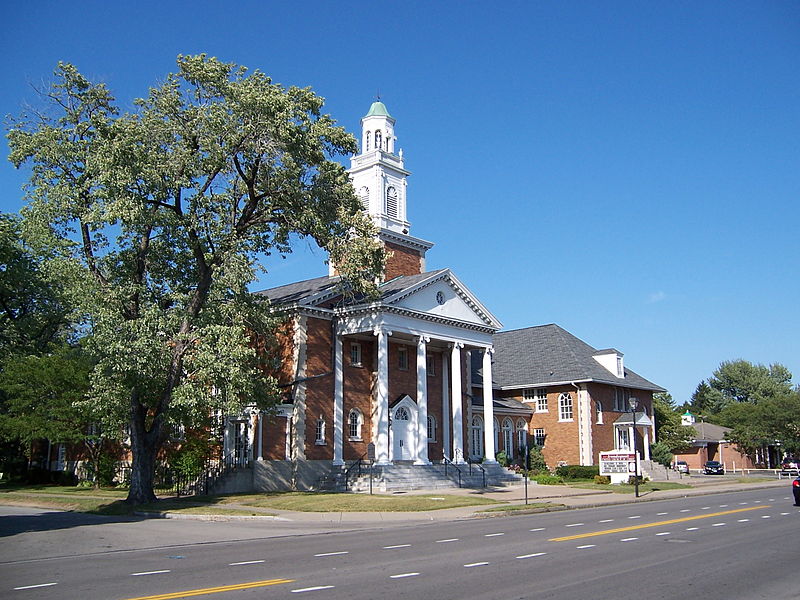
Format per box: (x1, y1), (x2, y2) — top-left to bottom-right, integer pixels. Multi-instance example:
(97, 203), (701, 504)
(2, 487), (798, 600)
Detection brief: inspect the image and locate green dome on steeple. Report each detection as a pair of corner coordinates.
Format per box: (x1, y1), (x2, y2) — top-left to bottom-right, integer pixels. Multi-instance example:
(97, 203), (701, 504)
(365, 101), (391, 118)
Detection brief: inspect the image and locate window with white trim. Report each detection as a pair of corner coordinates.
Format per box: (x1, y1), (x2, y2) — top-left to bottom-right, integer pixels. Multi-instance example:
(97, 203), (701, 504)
(533, 428), (546, 447)
(315, 417), (326, 445)
(614, 387), (629, 412)
(427, 415), (437, 442)
(516, 419), (527, 450)
(348, 409), (362, 441)
(596, 400), (604, 424)
(398, 346), (408, 370)
(524, 388), (548, 412)
(350, 342), (362, 367)
(386, 186), (398, 218)
(558, 392), (573, 421)
(426, 354), (435, 377)
(502, 418), (514, 455)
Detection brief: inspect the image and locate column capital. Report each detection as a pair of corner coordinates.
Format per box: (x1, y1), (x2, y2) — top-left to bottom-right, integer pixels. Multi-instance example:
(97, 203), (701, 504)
(482, 346), (494, 357)
(373, 327), (393, 337)
(416, 335), (431, 344)
(450, 341), (465, 350)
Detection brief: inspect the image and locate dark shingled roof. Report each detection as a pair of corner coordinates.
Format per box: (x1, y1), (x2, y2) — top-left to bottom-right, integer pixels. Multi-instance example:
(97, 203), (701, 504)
(691, 421), (730, 442)
(485, 324), (665, 392)
(254, 269), (450, 308)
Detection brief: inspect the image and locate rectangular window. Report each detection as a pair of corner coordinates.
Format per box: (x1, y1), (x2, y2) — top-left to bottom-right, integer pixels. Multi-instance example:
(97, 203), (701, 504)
(315, 418), (326, 445)
(524, 389), (548, 412)
(350, 342), (362, 367)
(426, 354), (435, 377)
(398, 346), (408, 370)
(533, 428), (546, 447)
(614, 387), (629, 412)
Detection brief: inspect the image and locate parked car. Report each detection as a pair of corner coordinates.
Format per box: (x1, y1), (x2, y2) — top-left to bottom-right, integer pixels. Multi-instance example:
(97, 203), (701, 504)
(793, 477), (800, 506)
(674, 460), (689, 473)
(781, 458), (799, 475)
(703, 460), (725, 475)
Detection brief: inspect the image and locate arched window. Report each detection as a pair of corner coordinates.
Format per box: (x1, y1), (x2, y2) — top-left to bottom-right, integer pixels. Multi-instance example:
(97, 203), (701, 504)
(315, 417), (326, 445)
(427, 415), (437, 442)
(596, 400), (604, 424)
(359, 186), (369, 210)
(374, 130), (382, 151)
(386, 186), (398, 218)
(493, 417), (500, 456)
(516, 419), (528, 450)
(365, 132), (371, 151)
(558, 393), (573, 421)
(471, 416), (484, 459)
(395, 406), (410, 421)
(502, 418), (514, 455)
(348, 409), (362, 440)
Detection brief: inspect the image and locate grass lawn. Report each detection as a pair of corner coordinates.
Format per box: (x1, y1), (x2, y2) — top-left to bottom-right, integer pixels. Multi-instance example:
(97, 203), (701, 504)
(565, 480), (691, 494)
(214, 492), (501, 512)
(0, 484), (500, 514)
(480, 502), (560, 513)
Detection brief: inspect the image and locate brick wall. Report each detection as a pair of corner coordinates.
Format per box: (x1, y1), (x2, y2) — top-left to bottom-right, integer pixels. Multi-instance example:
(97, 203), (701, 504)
(303, 317), (335, 461)
(384, 241), (423, 279)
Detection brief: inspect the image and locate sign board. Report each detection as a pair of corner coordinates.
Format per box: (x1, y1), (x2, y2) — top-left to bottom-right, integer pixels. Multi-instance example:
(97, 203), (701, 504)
(599, 451), (638, 484)
(367, 442), (376, 461)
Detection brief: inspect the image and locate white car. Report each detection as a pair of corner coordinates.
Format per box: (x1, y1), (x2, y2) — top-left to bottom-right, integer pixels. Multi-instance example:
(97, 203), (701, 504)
(674, 461), (689, 473)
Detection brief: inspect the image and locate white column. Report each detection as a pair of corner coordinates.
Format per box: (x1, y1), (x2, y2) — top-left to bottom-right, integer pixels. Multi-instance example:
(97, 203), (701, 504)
(256, 411), (263, 461)
(450, 342), (465, 463)
(332, 333), (344, 466)
(415, 336), (431, 465)
(628, 425), (635, 451)
(442, 351), (451, 459)
(375, 328), (391, 465)
(643, 428), (651, 461)
(482, 348), (497, 464)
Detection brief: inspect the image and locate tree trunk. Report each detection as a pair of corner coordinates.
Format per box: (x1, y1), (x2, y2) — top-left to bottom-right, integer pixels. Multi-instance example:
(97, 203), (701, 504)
(126, 438), (158, 504)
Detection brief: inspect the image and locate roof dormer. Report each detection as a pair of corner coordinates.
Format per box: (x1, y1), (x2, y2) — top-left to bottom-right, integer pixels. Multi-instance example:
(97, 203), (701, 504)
(593, 348), (625, 378)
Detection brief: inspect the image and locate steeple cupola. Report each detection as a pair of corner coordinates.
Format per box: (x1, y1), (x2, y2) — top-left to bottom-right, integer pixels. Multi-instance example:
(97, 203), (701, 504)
(339, 100), (433, 280)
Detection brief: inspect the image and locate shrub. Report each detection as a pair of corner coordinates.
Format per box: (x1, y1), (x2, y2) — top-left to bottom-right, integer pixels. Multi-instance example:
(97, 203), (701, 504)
(495, 451), (508, 467)
(627, 475), (648, 485)
(531, 473), (563, 485)
(594, 475), (611, 485)
(526, 446), (549, 475)
(555, 465), (599, 480)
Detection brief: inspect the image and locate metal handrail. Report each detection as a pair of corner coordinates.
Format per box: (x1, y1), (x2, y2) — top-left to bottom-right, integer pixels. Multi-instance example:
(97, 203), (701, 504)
(442, 456), (462, 488)
(343, 453), (368, 491)
(467, 458), (486, 488)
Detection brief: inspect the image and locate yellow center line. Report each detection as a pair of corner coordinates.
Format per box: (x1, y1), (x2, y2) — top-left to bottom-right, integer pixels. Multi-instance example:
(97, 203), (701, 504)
(121, 578), (295, 600)
(549, 505), (769, 542)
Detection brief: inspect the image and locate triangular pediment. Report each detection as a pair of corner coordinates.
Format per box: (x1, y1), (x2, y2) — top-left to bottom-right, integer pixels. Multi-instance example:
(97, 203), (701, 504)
(382, 270), (502, 329)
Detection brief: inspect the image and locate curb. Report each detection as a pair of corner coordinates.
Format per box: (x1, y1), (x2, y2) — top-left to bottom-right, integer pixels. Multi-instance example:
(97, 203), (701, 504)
(133, 511), (291, 522)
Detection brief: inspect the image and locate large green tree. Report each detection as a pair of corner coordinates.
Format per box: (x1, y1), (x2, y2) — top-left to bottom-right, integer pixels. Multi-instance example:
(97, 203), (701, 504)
(693, 360), (794, 415)
(8, 56), (385, 503)
(651, 392), (694, 453)
(719, 391), (800, 459)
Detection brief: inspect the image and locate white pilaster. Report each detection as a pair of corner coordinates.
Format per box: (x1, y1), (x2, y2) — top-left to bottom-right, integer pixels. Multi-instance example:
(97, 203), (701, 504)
(643, 428), (651, 461)
(375, 328), (391, 465)
(415, 336), (431, 465)
(442, 351), (451, 459)
(333, 334), (344, 466)
(450, 342), (465, 463)
(256, 411), (263, 461)
(482, 348), (497, 464)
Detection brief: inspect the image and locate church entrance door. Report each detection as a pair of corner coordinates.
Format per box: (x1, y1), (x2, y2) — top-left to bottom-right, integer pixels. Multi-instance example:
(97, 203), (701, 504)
(390, 398), (417, 461)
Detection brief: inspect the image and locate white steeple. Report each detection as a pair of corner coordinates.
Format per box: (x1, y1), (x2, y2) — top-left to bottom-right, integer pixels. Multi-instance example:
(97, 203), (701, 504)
(349, 100), (410, 235)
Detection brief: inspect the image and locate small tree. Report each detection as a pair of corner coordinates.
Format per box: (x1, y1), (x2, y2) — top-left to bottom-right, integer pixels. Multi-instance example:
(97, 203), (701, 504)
(649, 441), (673, 469)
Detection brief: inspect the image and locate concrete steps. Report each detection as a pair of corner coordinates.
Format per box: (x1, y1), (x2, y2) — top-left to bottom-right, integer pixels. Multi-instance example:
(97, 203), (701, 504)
(342, 462), (523, 493)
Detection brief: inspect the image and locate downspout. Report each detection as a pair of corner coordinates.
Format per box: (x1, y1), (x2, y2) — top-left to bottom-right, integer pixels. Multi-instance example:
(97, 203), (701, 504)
(571, 382), (585, 465)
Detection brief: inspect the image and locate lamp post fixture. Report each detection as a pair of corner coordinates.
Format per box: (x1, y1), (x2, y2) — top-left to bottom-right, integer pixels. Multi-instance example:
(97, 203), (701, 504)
(629, 397), (640, 498)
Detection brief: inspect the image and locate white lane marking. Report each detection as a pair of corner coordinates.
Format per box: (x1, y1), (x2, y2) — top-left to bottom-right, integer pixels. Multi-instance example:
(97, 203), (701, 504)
(621, 537), (638, 542)
(436, 538), (459, 543)
(655, 532), (670, 536)
(383, 544), (411, 549)
(701, 506), (711, 510)
(761, 515), (771, 519)
(292, 586), (335, 593)
(712, 523), (726, 527)
(131, 570), (171, 576)
(754, 500), (762, 503)
(680, 509), (690, 513)
(598, 519), (614, 523)
(484, 532), (505, 537)
(390, 573), (420, 579)
(13, 583), (58, 590)
(628, 515), (641, 519)
(565, 523), (584, 528)
(464, 562), (489, 568)
(781, 512), (790, 516)
(656, 512), (668, 516)
(719, 504), (728, 508)
(229, 560), (266, 566)
(576, 544), (595, 549)
(529, 527), (545, 532)
(739, 502), (748, 505)
(516, 552), (547, 559)
(768, 499), (775, 502)
(738, 519), (750, 522)
(686, 527), (699, 531)
(314, 551), (349, 557)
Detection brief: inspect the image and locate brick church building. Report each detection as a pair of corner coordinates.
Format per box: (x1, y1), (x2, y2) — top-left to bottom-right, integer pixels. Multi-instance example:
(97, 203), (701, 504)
(221, 101), (665, 490)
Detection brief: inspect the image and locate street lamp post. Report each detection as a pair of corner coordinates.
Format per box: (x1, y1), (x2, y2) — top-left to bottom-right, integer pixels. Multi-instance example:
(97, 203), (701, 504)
(629, 397), (640, 498)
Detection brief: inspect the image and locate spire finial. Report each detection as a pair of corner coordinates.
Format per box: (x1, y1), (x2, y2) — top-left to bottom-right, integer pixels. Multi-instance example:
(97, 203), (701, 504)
(376, 89), (381, 101)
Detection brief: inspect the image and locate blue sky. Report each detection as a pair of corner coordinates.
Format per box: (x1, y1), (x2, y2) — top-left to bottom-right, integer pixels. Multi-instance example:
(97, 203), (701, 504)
(2, 2), (798, 404)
